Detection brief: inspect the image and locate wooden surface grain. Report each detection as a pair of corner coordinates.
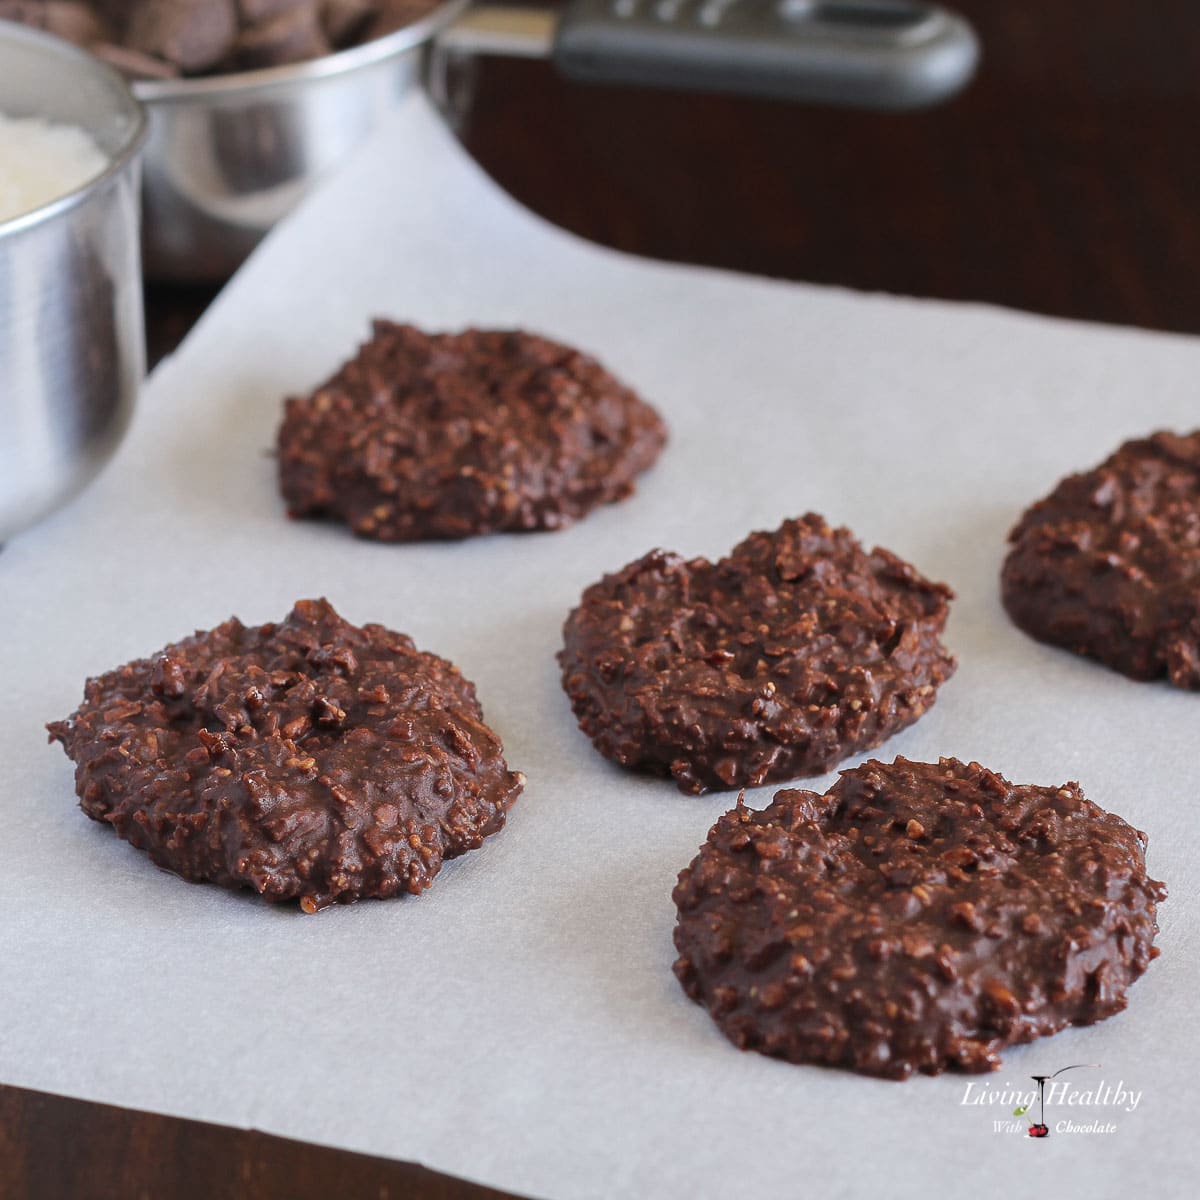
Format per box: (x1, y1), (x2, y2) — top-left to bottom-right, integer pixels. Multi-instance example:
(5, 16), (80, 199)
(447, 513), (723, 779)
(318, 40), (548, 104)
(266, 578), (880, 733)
(0, 1086), (525, 1200)
(10, 3), (1198, 1197)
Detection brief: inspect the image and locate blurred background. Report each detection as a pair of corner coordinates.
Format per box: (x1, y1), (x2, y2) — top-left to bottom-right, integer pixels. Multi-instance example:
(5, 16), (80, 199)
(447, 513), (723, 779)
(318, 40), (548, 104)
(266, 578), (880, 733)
(460, 0), (1197, 328)
(138, 1), (1200, 356)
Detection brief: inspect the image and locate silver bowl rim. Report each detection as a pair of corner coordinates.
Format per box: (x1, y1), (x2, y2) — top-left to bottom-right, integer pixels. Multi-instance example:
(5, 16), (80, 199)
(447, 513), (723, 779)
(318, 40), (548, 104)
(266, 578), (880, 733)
(0, 20), (148, 243)
(132, 0), (469, 105)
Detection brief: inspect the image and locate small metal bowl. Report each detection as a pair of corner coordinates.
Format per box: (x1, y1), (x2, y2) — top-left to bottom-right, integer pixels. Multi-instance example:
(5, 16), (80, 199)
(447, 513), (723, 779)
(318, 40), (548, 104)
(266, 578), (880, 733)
(133, 0), (467, 282)
(0, 22), (147, 543)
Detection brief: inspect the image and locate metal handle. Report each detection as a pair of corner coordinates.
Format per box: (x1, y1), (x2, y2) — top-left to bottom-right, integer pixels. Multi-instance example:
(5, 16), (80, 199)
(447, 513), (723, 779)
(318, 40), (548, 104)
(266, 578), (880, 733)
(437, 0), (980, 109)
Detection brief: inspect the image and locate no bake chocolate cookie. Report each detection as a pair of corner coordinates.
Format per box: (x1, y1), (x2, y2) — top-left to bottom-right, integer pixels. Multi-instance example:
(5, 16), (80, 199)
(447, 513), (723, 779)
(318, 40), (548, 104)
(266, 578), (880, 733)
(1002, 430), (1200, 688)
(559, 514), (955, 794)
(277, 323), (667, 541)
(673, 757), (1166, 1079)
(48, 599), (523, 911)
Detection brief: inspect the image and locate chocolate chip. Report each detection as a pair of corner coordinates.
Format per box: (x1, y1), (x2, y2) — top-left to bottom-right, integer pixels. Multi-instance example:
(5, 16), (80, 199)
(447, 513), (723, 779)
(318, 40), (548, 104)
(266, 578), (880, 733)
(321, 0), (375, 44)
(237, 0), (309, 21)
(0, 1), (48, 26)
(126, 0), (238, 73)
(40, 0), (108, 43)
(89, 40), (183, 78)
(0, 0), (431, 77)
(232, 3), (329, 68)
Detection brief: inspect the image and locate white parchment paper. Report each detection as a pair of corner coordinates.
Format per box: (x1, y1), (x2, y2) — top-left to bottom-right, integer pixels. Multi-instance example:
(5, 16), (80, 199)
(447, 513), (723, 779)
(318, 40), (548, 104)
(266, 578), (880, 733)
(2, 94), (1197, 1198)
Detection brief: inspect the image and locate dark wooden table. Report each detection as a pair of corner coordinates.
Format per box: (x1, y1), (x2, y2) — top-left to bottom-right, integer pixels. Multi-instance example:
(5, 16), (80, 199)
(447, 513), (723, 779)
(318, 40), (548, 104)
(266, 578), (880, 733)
(6, 3), (1197, 1196)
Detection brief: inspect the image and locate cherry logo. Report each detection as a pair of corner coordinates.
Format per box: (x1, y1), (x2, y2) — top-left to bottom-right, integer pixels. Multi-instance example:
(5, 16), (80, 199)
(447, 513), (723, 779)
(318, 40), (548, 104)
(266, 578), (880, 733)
(1014, 1064), (1099, 1139)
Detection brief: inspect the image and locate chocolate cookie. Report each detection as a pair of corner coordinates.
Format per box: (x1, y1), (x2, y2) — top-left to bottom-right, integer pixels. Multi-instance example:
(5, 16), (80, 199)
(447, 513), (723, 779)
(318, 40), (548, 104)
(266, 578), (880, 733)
(559, 515), (955, 794)
(48, 599), (523, 911)
(673, 757), (1166, 1079)
(276, 323), (666, 541)
(1002, 430), (1200, 687)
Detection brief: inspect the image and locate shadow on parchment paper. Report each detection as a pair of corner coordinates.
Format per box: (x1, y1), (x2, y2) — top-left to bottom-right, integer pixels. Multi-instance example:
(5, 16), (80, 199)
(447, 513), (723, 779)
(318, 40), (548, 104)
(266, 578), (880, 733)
(152, 371), (294, 525)
(910, 497), (1064, 680)
(488, 781), (745, 1066)
(49, 786), (521, 926)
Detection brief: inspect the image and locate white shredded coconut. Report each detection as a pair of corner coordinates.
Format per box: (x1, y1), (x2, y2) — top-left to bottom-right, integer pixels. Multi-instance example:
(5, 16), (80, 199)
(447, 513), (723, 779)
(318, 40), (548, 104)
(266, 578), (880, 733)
(0, 112), (109, 224)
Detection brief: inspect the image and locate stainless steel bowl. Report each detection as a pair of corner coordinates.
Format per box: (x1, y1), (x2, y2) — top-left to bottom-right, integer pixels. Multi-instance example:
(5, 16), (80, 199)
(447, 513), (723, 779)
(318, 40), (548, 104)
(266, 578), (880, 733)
(133, 0), (469, 282)
(0, 22), (147, 544)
